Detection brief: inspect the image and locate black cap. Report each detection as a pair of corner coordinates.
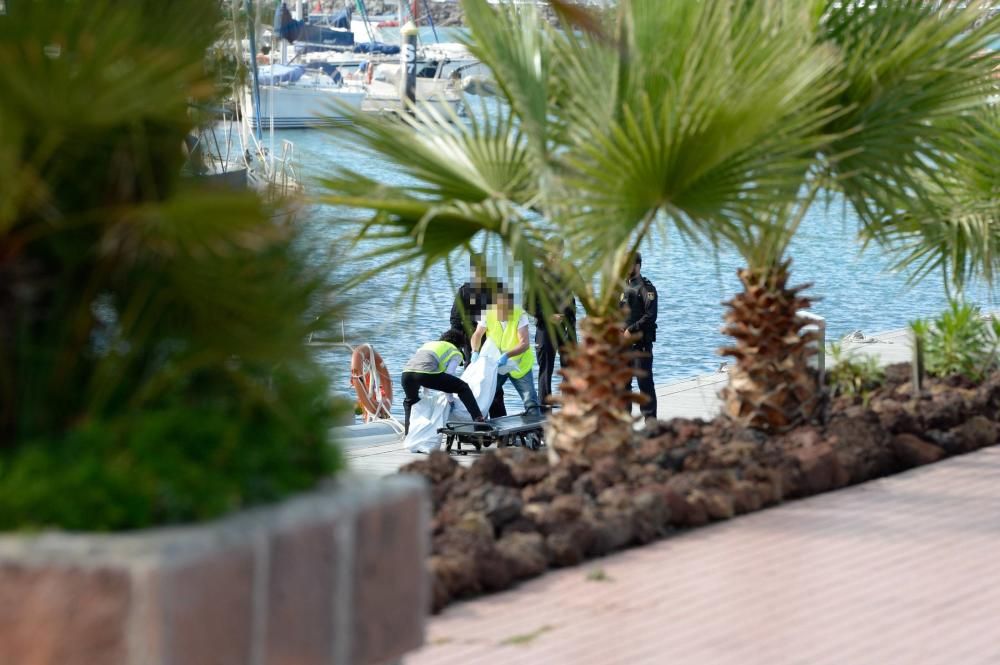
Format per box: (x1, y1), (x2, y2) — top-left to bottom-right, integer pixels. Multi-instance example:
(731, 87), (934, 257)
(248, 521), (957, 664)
(634, 251), (642, 265)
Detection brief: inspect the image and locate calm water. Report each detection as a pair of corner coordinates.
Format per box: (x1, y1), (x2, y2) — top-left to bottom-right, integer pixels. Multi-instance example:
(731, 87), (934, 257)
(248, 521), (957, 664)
(282, 122), (996, 417)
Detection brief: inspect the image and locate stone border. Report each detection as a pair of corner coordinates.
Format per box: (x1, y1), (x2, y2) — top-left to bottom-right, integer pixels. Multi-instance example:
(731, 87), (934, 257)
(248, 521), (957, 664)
(410, 367), (1000, 612)
(0, 474), (429, 665)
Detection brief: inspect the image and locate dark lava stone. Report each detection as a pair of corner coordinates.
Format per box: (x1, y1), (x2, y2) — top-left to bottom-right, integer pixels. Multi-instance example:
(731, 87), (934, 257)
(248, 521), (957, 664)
(467, 452), (518, 487)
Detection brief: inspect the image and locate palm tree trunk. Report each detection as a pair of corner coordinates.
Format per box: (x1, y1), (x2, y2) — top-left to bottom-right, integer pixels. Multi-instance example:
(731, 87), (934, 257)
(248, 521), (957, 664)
(545, 313), (645, 461)
(719, 261), (820, 433)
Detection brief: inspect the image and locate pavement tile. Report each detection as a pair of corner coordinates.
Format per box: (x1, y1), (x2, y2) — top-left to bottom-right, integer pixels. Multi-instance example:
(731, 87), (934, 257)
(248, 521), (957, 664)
(407, 447), (1000, 665)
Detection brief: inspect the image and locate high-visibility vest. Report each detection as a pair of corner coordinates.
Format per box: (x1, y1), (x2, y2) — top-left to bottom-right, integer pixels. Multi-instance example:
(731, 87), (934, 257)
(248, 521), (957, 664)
(403, 341), (463, 374)
(485, 306), (535, 379)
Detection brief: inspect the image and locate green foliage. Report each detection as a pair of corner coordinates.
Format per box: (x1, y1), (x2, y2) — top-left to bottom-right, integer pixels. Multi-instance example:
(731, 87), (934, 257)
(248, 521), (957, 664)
(0, 0), (342, 530)
(826, 343), (886, 404)
(321, 0), (840, 317)
(0, 369), (346, 532)
(320, 0), (1000, 319)
(911, 301), (1000, 382)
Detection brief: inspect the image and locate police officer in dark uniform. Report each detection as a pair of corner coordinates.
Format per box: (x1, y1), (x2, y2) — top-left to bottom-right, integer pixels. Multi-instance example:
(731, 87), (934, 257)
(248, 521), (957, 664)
(532, 247), (577, 406)
(449, 253), (494, 362)
(620, 252), (658, 421)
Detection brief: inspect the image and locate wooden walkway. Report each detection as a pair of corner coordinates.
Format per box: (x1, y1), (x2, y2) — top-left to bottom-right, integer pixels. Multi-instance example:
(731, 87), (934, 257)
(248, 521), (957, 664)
(345, 325), (915, 476)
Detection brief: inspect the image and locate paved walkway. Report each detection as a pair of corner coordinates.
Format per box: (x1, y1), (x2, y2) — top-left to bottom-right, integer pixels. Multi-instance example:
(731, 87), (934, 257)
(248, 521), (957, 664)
(346, 325), (914, 475)
(407, 446), (1000, 665)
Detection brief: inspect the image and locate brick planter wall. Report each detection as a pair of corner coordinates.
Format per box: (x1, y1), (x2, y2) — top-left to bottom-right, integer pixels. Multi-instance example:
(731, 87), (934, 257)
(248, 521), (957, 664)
(0, 474), (429, 665)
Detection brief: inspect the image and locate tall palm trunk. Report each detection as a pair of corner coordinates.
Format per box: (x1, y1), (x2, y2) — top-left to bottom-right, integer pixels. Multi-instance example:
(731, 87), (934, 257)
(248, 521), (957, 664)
(719, 260), (820, 432)
(545, 314), (644, 461)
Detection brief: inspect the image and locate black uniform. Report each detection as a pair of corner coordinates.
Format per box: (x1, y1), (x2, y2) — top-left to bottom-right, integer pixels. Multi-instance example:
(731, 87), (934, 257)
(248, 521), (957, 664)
(532, 271), (577, 406)
(449, 282), (493, 360)
(620, 275), (658, 419)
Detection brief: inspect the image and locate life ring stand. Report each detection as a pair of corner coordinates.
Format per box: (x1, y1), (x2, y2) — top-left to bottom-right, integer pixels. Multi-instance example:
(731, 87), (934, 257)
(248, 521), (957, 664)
(351, 344), (393, 422)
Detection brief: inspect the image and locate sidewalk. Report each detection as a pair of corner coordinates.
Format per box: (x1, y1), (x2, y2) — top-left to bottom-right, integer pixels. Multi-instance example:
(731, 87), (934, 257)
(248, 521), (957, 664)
(407, 446), (1000, 664)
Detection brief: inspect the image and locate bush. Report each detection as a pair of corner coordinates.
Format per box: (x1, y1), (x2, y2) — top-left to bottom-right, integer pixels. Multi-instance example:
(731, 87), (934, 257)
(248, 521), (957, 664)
(911, 301), (1000, 382)
(0, 0), (343, 530)
(827, 342), (885, 405)
(0, 371), (345, 531)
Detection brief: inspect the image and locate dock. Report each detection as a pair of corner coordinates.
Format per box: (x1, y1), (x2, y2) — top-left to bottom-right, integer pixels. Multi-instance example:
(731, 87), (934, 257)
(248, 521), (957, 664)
(345, 325), (915, 476)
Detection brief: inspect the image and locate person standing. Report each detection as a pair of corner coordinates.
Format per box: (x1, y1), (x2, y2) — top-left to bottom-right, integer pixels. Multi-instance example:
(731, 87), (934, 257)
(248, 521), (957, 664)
(533, 249), (577, 406)
(470, 288), (540, 416)
(450, 253), (494, 362)
(400, 329), (485, 435)
(620, 252), (658, 422)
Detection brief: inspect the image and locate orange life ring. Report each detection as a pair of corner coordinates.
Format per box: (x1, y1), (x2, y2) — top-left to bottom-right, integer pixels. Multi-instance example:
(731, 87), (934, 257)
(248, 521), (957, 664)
(350, 344), (392, 421)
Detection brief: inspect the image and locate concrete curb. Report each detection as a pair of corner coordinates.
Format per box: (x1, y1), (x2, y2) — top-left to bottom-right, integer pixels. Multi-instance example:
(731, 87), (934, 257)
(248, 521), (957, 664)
(0, 474), (429, 665)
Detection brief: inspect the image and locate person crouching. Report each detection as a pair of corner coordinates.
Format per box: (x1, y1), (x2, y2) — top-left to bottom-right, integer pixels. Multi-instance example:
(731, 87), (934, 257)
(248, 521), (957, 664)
(401, 329), (485, 435)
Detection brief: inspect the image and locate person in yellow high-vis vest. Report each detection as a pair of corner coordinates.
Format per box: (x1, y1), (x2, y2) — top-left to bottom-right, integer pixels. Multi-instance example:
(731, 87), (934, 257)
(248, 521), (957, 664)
(469, 288), (540, 417)
(401, 329), (485, 435)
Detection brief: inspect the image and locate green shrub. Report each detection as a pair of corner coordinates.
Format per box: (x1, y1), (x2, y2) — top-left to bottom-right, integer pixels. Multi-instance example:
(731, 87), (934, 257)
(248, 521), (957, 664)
(911, 301), (1000, 382)
(827, 342), (886, 404)
(0, 369), (346, 532)
(0, 0), (343, 530)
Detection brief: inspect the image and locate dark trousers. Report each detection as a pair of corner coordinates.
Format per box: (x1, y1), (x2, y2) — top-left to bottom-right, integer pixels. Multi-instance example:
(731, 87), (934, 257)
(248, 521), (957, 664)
(401, 371), (483, 434)
(536, 331), (570, 407)
(624, 342), (657, 419)
(490, 385), (506, 418)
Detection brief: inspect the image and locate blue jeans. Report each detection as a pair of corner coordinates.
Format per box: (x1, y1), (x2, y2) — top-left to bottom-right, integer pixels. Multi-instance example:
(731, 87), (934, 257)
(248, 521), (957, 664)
(496, 370), (540, 415)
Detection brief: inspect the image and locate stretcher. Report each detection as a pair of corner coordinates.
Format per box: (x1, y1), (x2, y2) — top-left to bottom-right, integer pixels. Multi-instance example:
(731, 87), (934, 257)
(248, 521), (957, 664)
(439, 411), (547, 454)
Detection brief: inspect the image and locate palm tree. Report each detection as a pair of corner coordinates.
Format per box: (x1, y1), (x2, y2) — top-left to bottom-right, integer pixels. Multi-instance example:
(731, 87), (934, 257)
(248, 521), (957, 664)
(0, 0), (340, 529)
(320, 0), (1000, 457)
(719, 0), (1000, 431)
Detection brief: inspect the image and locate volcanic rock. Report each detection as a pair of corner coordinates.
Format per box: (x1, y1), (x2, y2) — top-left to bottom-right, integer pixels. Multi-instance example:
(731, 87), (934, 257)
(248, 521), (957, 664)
(400, 450), (461, 484)
(496, 532), (548, 580)
(546, 522), (594, 567)
(873, 398), (922, 435)
(892, 433), (945, 468)
(631, 490), (669, 542)
(949, 415), (999, 452)
(923, 390), (966, 430)
(467, 452), (517, 487)
(586, 508), (635, 555)
(429, 554), (479, 611)
(455, 484), (524, 529)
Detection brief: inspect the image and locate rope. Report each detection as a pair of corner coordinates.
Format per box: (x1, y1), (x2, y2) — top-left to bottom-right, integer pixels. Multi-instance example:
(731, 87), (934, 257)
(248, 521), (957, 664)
(355, 0), (376, 44)
(422, 0), (439, 43)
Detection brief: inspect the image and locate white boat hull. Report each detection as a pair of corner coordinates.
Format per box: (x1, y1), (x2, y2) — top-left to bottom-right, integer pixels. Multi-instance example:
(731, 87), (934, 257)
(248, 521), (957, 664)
(244, 85), (365, 129)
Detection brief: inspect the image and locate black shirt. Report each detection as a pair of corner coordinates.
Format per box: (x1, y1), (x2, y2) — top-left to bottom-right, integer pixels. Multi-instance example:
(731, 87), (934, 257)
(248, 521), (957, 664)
(531, 269), (577, 344)
(620, 275), (657, 343)
(450, 282), (493, 334)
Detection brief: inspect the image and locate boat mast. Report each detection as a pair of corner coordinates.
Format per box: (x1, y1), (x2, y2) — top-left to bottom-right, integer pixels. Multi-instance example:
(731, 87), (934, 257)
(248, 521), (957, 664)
(244, 0), (264, 141)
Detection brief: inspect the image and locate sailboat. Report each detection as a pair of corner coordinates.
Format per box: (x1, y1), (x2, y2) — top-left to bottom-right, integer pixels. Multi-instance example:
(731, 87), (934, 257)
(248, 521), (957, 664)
(241, 1), (366, 129)
(228, 0), (304, 198)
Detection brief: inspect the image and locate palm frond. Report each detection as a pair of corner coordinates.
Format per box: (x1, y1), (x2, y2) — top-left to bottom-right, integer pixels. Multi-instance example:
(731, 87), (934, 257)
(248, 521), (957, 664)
(874, 105), (1000, 291)
(820, 0), (1000, 233)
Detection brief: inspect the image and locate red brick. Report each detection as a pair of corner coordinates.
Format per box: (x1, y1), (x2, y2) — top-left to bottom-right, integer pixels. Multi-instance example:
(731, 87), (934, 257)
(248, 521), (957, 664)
(153, 544), (256, 665)
(352, 491), (428, 665)
(0, 563), (131, 665)
(266, 521), (337, 665)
